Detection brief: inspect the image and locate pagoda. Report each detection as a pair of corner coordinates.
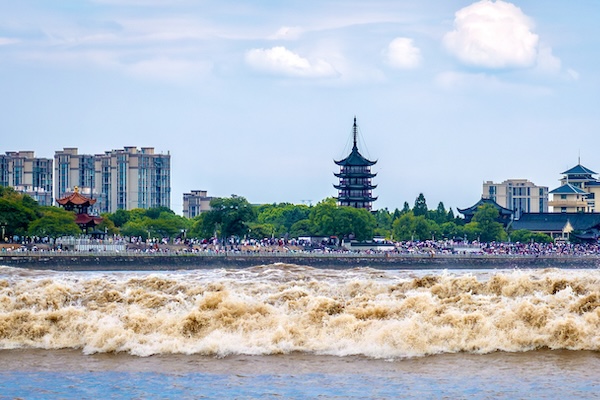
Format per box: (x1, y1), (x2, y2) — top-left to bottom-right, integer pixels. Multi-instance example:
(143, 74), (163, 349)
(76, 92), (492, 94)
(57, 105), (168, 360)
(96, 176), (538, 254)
(334, 117), (377, 210)
(56, 186), (103, 233)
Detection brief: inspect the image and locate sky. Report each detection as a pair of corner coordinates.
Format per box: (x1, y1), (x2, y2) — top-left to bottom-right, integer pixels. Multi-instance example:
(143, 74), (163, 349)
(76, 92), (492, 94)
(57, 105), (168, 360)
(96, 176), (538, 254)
(1, 0), (600, 214)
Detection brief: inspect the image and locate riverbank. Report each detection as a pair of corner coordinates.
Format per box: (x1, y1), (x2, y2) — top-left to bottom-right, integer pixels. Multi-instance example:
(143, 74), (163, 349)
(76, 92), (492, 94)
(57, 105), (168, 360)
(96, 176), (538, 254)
(2, 252), (600, 270)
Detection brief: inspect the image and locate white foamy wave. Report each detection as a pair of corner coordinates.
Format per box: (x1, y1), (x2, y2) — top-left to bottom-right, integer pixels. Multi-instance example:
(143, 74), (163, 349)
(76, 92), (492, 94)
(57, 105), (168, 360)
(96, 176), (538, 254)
(1, 265), (600, 358)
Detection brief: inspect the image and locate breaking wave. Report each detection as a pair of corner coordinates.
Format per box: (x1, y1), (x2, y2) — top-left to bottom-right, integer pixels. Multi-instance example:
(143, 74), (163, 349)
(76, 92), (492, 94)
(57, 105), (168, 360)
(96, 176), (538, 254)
(1, 264), (600, 358)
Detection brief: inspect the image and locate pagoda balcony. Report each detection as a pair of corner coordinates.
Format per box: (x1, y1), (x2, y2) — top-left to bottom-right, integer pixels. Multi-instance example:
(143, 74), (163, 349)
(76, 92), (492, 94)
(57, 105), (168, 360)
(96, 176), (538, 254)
(335, 179), (374, 186)
(338, 166), (373, 174)
(334, 172), (377, 179)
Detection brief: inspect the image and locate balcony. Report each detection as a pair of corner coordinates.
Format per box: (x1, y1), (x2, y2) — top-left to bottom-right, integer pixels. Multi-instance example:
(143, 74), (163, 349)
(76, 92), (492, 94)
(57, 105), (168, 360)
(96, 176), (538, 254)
(548, 199), (588, 208)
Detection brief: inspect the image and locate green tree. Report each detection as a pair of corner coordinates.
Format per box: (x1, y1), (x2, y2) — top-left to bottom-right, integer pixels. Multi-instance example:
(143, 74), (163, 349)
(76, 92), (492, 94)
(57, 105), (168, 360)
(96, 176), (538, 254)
(392, 212), (440, 241)
(308, 198), (376, 241)
(96, 215), (119, 235)
(0, 188), (40, 237)
(151, 211), (190, 238)
(401, 202), (411, 215)
(432, 202), (448, 224)
(27, 207), (81, 238)
(392, 208), (402, 222)
(247, 222), (276, 239)
(447, 208), (455, 221)
(440, 221), (464, 240)
(108, 209), (130, 227)
(289, 219), (315, 237)
(374, 208), (392, 237)
(510, 229), (553, 244)
(200, 195), (256, 239)
(189, 213), (209, 239)
(413, 193), (428, 217)
(256, 203), (310, 237)
(121, 219), (151, 239)
(145, 206), (175, 220)
(466, 204), (507, 242)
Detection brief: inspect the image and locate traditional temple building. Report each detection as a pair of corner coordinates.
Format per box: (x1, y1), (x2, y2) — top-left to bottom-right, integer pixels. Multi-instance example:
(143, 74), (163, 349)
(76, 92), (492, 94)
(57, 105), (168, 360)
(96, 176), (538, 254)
(548, 162), (600, 212)
(334, 117), (377, 210)
(457, 197), (514, 227)
(56, 186), (103, 234)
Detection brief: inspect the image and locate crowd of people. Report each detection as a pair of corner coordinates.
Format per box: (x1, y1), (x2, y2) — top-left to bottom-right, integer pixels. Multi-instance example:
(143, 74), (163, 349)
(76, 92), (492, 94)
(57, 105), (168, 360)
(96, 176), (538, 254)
(2, 234), (600, 257)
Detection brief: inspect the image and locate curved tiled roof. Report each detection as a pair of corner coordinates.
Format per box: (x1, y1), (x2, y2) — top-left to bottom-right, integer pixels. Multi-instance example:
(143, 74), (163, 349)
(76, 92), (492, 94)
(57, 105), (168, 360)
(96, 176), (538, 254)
(513, 213), (600, 232)
(74, 213), (103, 225)
(56, 191), (97, 206)
(549, 183), (588, 195)
(334, 146), (377, 167)
(457, 197), (513, 216)
(561, 164), (597, 176)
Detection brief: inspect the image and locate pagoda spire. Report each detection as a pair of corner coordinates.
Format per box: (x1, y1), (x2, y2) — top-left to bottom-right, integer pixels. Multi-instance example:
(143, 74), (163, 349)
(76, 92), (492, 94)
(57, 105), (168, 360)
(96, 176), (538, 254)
(353, 116), (358, 150)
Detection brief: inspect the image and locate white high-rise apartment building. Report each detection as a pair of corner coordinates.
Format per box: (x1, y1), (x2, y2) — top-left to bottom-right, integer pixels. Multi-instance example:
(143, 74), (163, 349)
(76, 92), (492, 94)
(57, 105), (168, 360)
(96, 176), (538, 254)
(0, 151), (53, 206)
(54, 147), (170, 213)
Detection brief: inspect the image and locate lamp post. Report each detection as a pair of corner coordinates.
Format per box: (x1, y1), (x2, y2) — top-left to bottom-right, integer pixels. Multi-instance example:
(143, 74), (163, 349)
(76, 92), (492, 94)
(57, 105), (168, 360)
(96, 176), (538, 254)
(0, 221), (6, 243)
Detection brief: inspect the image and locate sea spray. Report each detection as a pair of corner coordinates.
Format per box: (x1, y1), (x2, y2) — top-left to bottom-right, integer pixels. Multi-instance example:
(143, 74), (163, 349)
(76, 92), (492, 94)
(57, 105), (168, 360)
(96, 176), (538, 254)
(1, 265), (600, 358)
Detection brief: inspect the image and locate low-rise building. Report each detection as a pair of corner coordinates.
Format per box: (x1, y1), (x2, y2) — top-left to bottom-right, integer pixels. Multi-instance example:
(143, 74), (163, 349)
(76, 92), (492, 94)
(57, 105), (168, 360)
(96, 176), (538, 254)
(183, 190), (213, 218)
(482, 179), (548, 219)
(512, 213), (600, 240)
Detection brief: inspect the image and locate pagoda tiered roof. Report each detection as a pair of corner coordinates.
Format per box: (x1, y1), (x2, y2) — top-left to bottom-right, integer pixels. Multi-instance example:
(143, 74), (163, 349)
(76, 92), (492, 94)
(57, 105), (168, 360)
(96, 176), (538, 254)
(333, 171), (377, 179)
(334, 147), (376, 167)
(74, 213), (104, 226)
(337, 195), (378, 202)
(561, 164), (597, 176)
(333, 183), (377, 190)
(56, 189), (97, 206)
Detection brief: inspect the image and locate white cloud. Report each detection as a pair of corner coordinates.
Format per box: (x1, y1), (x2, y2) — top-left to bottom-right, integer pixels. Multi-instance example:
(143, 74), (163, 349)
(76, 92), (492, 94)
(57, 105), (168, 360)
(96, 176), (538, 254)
(384, 37), (421, 69)
(535, 44), (561, 74)
(443, 0), (540, 69)
(245, 46), (338, 78)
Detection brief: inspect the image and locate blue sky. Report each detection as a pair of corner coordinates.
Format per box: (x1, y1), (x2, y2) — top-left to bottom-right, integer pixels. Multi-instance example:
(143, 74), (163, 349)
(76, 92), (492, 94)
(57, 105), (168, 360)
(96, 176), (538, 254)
(1, 0), (599, 214)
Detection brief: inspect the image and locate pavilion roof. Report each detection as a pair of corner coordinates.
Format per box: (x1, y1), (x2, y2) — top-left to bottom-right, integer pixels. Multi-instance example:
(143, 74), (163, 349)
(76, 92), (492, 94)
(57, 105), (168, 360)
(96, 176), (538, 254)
(74, 213), (103, 226)
(56, 191), (97, 206)
(457, 197), (513, 216)
(549, 183), (588, 195)
(561, 164), (597, 176)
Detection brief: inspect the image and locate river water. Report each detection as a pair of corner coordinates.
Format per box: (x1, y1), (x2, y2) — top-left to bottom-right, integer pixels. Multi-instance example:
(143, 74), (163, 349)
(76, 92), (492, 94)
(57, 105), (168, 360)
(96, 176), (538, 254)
(1, 264), (600, 398)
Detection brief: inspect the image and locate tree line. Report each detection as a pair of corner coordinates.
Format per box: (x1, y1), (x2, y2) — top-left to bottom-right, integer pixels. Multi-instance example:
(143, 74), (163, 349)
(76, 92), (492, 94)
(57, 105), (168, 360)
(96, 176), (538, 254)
(0, 187), (552, 243)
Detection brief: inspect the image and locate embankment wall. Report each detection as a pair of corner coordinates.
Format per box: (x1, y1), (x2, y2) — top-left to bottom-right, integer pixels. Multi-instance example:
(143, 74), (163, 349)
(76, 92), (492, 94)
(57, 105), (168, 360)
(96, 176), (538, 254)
(2, 254), (600, 271)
